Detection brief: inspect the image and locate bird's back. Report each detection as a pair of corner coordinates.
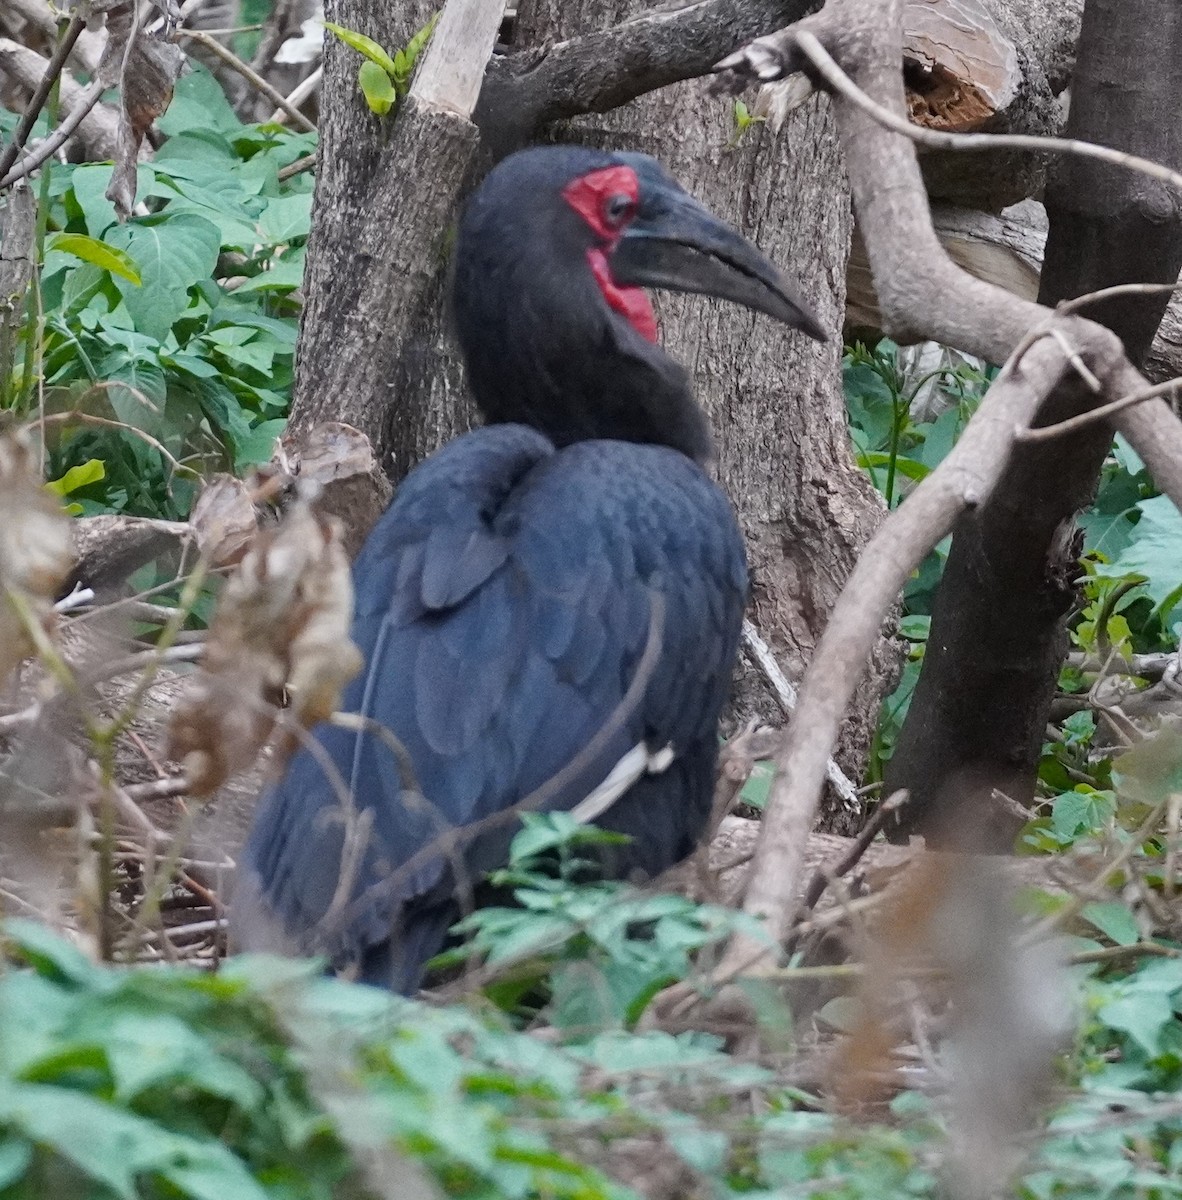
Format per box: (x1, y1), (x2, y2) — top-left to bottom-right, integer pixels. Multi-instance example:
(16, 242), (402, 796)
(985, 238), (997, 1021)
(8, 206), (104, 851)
(237, 424), (747, 991)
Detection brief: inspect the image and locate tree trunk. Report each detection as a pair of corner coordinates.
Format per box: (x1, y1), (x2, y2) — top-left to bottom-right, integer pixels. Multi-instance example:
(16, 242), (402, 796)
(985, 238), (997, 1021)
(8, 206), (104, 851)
(513, 1), (893, 830)
(291, 0), (469, 482)
(885, 0), (1182, 848)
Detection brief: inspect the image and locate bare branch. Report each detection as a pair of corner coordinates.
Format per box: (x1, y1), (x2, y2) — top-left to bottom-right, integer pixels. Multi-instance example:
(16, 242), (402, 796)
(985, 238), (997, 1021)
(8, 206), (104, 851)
(269, 65), (321, 125)
(724, 329), (1085, 964)
(0, 12), (86, 181)
(1017, 375), (1182, 442)
(475, 1), (814, 144)
(741, 619), (859, 810)
(0, 77), (105, 189)
(179, 28), (317, 131)
(707, 0), (1182, 973)
(799, 789), (909, 914)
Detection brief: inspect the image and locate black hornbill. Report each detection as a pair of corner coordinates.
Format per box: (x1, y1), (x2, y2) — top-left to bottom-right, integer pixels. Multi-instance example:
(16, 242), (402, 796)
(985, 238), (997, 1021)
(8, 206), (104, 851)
(236, 147), (824, 992)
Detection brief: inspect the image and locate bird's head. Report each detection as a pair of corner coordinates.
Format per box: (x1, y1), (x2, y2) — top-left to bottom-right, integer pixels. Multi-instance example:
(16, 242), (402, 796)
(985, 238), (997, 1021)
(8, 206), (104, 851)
(452, 146), (825, 463)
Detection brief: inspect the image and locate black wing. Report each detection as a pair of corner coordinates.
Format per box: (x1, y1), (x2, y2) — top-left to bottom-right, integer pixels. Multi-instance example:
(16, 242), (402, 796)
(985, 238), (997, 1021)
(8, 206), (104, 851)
(237, 424), (747, 989)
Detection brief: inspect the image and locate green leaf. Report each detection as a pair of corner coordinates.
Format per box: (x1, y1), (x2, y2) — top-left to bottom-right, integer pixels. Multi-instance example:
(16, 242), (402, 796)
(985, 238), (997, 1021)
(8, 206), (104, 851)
(1098, 989), (1176, 1058)
(45, 458), (105, 497)
(856, 450), (932, 482)
(156, 65), (242, 136)
(323, 21), (399, 76)
(358, 59), (397, 115)
(98, 1012), (263, 1108)
(232, 419), (287, 470)
(66, 164), (119, 236)
(1113, 727), (1182, 804)
(0, 1138), (32, 1190)
(738, 760), (774, 810)
(1050, 788), (1114, 840)
(257, 193), (314, 242)
(232, 253), (305, 293)
(2, 919), (104, 989)
(104, 213), (222, 343)
(1061, 710), (1096, 746)
(394, 13), (440, 90)
(899, 614), (930, 641)
(47, 233), (142, 284)
(1099, 495), (1182, 614)
(1081, 901), (1140, 947)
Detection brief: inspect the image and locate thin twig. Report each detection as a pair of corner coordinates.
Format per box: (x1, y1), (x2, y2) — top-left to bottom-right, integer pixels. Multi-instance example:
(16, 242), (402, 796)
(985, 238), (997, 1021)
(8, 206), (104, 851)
(0, 13), (86, 181)
(270, 66), (322, 125)
(1069, 942), (1181, 966)
(124, 775), (191, 804)
(741, 619), (860, 810)
(82, 642), (203, 687)
(179, 29), (317, 132)
(0, 78), (105, 189)
(1017, 375), (1182, 443)
(722, 331), (1068, 968)
(1048, 327), (1103, 394)
(1024, 796), (1172, 944)
(1057, 281), (1182, 314)
(799, 789), (909, 913)
(277, 151), (316, 181)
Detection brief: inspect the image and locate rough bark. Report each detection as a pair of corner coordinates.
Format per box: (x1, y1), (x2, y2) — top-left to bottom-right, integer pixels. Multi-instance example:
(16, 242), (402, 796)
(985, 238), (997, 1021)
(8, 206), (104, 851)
(292, 1), (827, 482)
(885, 0), (1182, 847)
(1146, 292), (1182, 388)
(512, 0), (893, 830)
(475, 0), (816, 152)
(0, 0), (106, 75)
(0, 36), (122, 160)
(0, 183), (35, 397)
(290, 0), (483, 479)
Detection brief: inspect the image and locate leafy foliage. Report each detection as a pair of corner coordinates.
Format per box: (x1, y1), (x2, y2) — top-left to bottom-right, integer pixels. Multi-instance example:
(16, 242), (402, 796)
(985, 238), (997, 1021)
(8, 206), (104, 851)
(324, 15), (440, 116)
(844, 338), (1182, 781)
(438, 813), (770, 1031)
(8, 66), (311, 520)
(3, 915), (1180, 1199)
(4, 33), (1182, 1200)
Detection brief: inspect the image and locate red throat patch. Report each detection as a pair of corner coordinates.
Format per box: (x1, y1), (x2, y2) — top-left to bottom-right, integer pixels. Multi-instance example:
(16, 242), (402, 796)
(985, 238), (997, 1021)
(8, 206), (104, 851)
(562, 165), (658, 343)
(587, 249), (658, 343)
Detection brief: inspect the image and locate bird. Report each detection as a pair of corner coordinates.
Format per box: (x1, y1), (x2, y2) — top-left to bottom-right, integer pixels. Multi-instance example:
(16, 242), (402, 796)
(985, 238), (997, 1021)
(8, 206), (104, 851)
(234, 146), (825, 993)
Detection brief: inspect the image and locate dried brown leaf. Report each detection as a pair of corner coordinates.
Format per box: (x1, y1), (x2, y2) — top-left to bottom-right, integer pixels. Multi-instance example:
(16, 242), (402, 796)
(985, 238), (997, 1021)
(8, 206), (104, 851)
(190, 474), (258, 567)
(169, 499), (362, 795)
(100, 2), (186, 219)
(0, 431), (74, 681)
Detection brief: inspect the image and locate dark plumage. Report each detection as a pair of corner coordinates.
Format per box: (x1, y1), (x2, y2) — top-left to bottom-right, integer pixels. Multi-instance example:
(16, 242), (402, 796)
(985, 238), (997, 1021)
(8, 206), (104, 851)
(236, 146), (824, 992)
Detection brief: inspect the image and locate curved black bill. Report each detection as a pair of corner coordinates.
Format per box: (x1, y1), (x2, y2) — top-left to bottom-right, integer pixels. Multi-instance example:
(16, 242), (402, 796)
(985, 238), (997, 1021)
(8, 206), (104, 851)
(610, 185), (827, 342)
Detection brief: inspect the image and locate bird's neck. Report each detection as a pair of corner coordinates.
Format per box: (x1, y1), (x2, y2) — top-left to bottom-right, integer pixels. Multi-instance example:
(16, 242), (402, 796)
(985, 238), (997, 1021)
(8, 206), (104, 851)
(474, 339), (714, 464)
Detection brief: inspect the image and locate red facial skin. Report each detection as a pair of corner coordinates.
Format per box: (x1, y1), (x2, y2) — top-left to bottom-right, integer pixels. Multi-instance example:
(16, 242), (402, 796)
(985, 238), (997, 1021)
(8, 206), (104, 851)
(561, 166), (659, 344)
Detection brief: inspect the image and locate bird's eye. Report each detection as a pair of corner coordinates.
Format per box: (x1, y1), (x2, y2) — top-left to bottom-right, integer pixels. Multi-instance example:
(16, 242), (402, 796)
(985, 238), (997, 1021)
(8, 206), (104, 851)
(603, 192), (635, 228)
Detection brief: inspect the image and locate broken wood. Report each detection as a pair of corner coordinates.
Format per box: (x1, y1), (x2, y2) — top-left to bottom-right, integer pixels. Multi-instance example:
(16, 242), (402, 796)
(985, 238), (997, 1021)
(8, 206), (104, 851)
(69, 514), (193, 596)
